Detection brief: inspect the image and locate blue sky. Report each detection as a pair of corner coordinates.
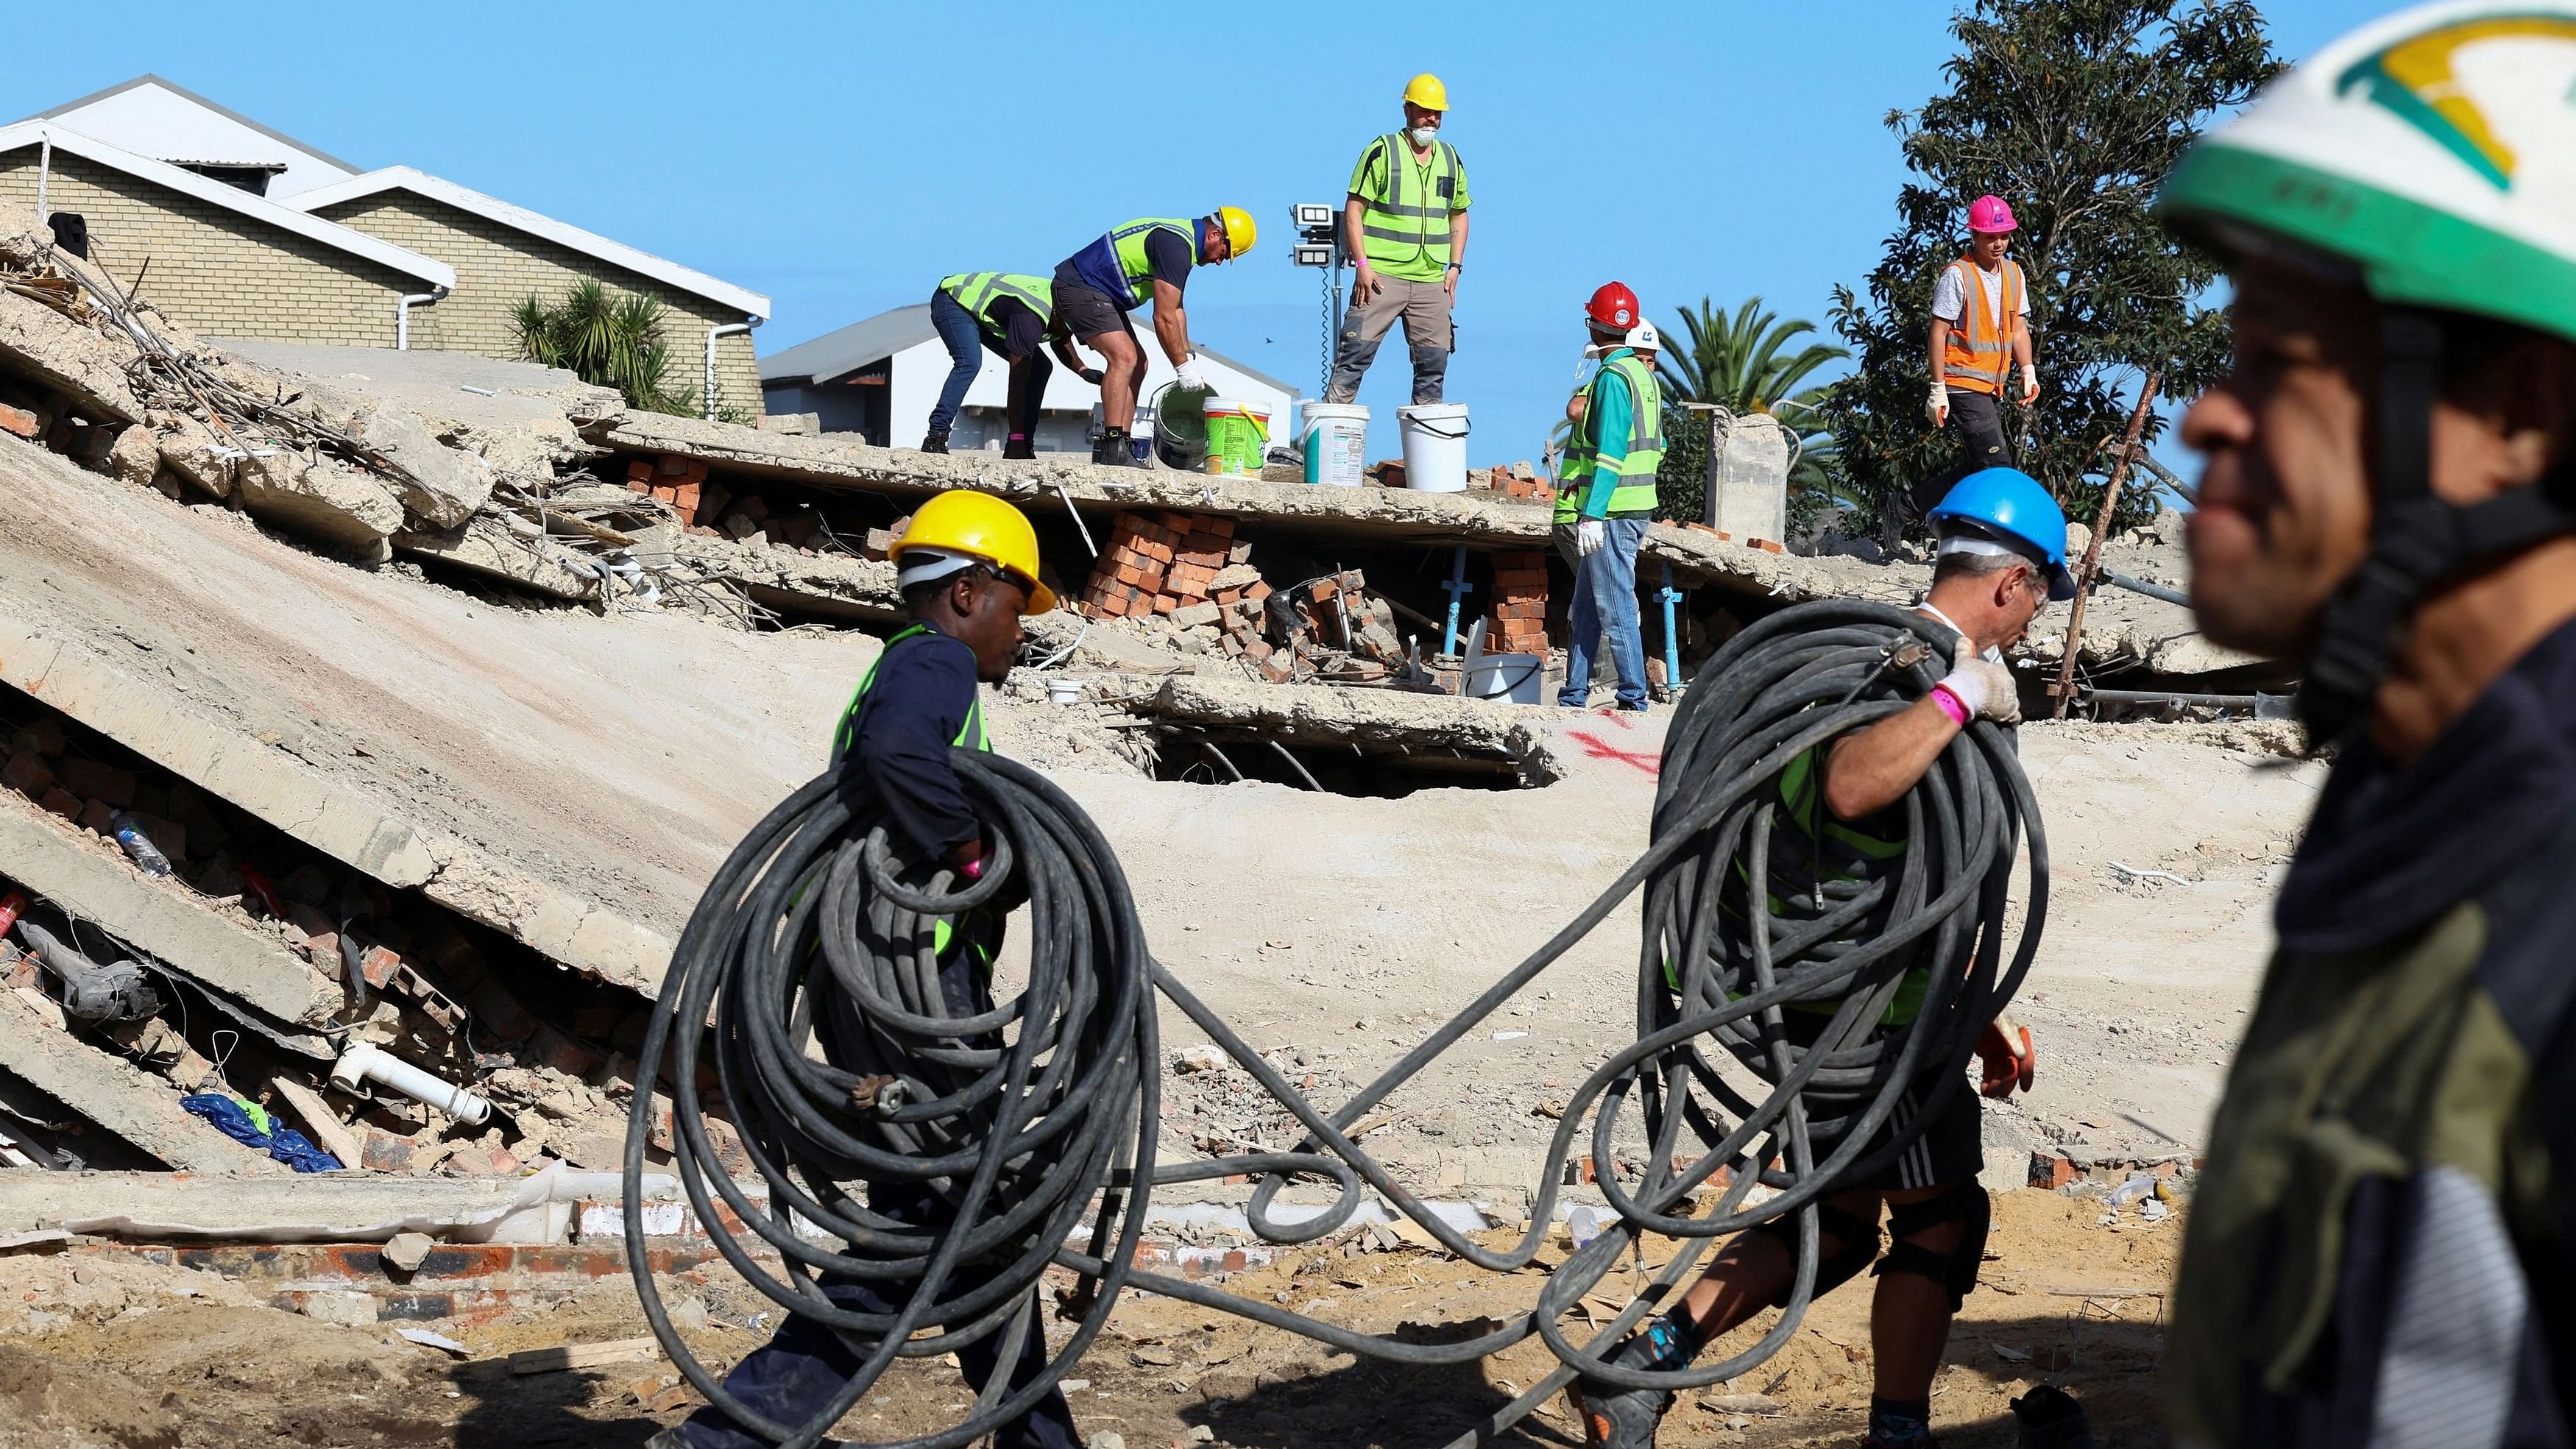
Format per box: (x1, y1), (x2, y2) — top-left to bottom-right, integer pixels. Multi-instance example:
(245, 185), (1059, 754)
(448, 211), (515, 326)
(7, 0), (2374, 471)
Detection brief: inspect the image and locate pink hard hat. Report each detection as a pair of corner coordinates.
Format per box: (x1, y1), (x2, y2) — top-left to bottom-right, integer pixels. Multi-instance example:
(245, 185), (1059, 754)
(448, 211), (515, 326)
(1968, 195), (2018, 233)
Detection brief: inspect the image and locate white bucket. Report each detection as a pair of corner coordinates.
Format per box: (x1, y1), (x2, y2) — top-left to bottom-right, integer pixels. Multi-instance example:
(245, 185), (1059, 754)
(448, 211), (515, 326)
(1397, 404), (1471, 492)
(1300, 402), (1368, 487)
(1464, 651), (1545, 705)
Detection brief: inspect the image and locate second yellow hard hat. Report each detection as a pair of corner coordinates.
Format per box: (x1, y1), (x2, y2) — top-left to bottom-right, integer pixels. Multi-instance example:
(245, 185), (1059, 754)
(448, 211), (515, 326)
(1214, 205), (1257, 259)
(890, 490), (1058, 614)
(1403, 73), (1448, 111)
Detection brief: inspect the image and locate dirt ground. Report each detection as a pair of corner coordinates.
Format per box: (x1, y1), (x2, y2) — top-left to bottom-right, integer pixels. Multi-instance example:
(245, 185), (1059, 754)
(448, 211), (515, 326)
(0, 1190), (2176, 1448)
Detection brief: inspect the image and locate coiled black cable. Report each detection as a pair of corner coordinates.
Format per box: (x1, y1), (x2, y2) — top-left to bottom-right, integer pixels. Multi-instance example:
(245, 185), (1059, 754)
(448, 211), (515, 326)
(627, 599), (2045, 1448)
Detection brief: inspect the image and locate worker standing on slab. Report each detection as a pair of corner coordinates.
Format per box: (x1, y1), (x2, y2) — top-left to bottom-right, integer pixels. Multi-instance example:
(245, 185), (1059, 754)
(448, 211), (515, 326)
(1924, 196), (2037, 502)
(2151, 5), (2576, 1439)
(658, 490), (1076, 1449)
(1554, 283), (1663, 711)
(1566, 468), (2069, 1449)
(1050, 210), (1256, 468)
(1324, 73), (1471, 406)
(921, 272), (1103, 458)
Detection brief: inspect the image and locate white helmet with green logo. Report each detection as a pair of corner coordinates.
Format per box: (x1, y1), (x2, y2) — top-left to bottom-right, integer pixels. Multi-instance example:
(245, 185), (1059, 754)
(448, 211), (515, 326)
(2158, 1), (2576, 743)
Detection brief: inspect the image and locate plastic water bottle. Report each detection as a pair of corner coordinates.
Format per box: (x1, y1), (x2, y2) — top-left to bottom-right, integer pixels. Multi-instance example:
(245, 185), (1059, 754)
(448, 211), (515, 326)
(110, 811), (172, 876)
(1565, 1204), (1607, 1248)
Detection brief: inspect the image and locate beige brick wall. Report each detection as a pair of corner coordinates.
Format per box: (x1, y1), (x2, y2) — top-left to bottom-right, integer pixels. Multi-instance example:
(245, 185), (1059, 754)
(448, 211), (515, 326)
(314, 191), (762, 419)
(0, 148), (421, 346)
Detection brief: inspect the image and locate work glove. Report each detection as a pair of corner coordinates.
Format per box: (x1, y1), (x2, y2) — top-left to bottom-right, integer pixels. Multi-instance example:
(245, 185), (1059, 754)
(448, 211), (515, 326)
(1977, 1011), (2035, 1098)
(1174, 356), (1209, 392)
(1080, 367), (1105, 385)
(2018, 362), (2040, 405)
(1925, 381), (1949, 427)
(1934, 638), (2021, 725)
(1576, 518), (1606, 558)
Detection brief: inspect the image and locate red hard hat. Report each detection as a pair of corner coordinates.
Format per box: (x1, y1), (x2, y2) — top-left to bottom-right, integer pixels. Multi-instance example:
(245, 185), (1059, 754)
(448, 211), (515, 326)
(1585, 282), (1639, 332)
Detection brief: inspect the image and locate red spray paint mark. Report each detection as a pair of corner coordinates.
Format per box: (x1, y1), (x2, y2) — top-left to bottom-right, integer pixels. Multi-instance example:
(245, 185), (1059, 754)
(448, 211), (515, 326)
(1593, 706), (1636, 730)
(1567, 729), (1660, 778)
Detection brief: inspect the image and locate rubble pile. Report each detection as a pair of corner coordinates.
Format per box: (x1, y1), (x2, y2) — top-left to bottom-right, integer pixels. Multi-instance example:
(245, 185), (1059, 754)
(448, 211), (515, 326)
(1079, 509), (1256, 620)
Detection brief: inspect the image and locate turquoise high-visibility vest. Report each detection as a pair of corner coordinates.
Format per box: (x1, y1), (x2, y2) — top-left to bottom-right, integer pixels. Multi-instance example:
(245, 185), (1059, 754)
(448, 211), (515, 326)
(1555, 352), (1665, 521)
(1354, 135), (1462, 280)
(1106, 217), (1196, 308)
(829, 623), (997, 967)
(938, 272), (1056, 332)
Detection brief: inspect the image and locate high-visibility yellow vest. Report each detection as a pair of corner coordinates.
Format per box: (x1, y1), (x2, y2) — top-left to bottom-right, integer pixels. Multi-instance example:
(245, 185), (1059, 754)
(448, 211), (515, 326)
(1105, 218), (1195, 308)
(1355, 135), (1462, 280)
(1555, 351), (1664, 520)
(938, 272), (1055, 332)
(1939, 257), (2024, 396)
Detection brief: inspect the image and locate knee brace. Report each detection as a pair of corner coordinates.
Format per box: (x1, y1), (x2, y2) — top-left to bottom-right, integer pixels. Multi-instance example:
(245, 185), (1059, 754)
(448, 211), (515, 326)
(1752, 1202), (1882, 1307)
(1873, 1181), (1991, 1311)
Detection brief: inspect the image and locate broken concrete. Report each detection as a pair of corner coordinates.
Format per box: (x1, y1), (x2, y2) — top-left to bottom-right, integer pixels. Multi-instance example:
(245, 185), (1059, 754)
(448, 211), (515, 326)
(216, 341), (621, 486)
(0, 991), (283, 1175)
(305, 380), (495, 528)
(0, 789), (342, 1026)
(0, 1167), (661, 1241)
(232, 450), (406, 548)
(394, 512), (604, 601)
(1117, 673), (1554, 762)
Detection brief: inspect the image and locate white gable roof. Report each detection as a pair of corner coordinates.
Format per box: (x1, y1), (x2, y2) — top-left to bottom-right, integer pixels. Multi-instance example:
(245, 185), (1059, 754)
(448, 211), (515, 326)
(0, 121), (453, 290)
(286, 167), (769, 321)
(27, 76), (359, 200)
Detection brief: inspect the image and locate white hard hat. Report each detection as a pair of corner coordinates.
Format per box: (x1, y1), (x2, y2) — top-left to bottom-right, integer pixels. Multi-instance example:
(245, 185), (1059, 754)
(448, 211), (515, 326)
(1624, 319), (1661, 352)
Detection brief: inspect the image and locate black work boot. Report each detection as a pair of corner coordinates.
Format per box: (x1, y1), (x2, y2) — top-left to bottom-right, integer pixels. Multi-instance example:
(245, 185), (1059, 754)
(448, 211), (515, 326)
(1563, 1318), (1694, 1449)
(1092, 428), (1143, 469)
(1002, 434), (1036, 461)
(920, 428), (950, 454)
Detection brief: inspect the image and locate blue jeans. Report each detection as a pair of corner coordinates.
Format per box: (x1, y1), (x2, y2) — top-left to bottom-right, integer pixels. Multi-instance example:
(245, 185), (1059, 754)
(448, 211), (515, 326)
(927, 290), (985, 438)
(1554, 517), (1650, 708)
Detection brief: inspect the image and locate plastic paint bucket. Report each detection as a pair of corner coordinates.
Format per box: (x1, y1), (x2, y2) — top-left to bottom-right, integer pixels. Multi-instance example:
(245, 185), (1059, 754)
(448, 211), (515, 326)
(1397, 403), (1471, 492)
(1464, 651), (1545, 705)
(1201, 400), (1270, 478)
(1300, 402), (1369, 486)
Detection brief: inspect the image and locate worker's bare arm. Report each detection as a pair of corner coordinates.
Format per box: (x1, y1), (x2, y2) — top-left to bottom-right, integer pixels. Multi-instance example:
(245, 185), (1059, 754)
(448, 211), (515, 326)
(1822, 698), (1961, 821)
(1150, 280), (1191, 367)
(1927, 318), (1952, 386)
(1343, 196), (1376, 302)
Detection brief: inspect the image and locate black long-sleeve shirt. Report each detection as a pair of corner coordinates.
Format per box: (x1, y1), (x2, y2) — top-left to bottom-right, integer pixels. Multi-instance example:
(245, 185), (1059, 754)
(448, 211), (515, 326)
(842, 628), (983, 859)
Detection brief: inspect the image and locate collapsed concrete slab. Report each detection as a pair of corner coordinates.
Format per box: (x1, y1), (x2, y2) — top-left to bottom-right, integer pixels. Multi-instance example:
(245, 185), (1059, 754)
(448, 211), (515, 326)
(0, 790), (341, 1027)
(392, 513), (604, 601)
(0, 991), (283, 1175)
(1117, 673), (1553, 760)
(214, 342), (620, 486)
(0, 1166), (663, 1241)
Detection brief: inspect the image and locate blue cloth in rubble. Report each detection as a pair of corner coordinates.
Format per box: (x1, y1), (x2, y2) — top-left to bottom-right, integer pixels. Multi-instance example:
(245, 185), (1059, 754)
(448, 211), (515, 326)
(181, 1093), (343, 1172)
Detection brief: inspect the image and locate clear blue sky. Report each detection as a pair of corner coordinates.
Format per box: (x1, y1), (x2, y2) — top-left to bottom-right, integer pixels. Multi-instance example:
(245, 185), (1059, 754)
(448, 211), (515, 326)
(7, 1), (2373, 470)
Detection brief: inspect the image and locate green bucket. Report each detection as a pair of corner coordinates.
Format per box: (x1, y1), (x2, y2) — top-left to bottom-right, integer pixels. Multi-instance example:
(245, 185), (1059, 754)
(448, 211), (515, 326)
(1201, 399), (1270, 478)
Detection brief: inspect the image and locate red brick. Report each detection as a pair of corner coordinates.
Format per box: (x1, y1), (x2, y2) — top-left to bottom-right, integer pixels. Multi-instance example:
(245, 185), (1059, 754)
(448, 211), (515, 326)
(0, 402), (40, 440)
(464, 979), (538, 1045)
(1309, 578), (1337, 601)
(1245, 580), (1272, 601)
(10, 720), (63, 757)
(656, 453), (690, 478)
(57, 758), (134, 807)
(358, 945), (403, 990)
(527, 1025), (601, 1079)
(77, 797), (114, 836)
(1, 750), (54, 796)
(1152, 594), (1179, 614)
(362, 1130), (425, 1172)
(130, 812), (185, 862)
(1751, 538), (1785, 553)
(2028, 1152), (2079, 1190)
(625, 458), (654, 481)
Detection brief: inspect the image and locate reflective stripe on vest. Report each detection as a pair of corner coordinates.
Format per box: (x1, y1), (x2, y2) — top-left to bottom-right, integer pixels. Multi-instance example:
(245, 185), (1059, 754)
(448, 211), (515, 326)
(938, 272), (1055, 332)
(1106, 218), (1195, 308)
(1554, 352), (1666, 520)
(1358, 135), (1460, 276)
(829, 623), (991, 765)
(1940, 258), (2023, 396)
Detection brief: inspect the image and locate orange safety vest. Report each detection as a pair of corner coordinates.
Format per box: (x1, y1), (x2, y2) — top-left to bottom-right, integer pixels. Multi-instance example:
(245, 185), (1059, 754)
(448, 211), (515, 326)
(1940, 256), (2024, 396)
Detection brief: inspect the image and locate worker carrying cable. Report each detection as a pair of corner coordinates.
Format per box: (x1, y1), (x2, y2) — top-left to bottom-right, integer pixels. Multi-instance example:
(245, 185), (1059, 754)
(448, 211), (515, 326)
(1920, 196), (2038, 517)
(2151, 5), (2576, 1441)
(1051, 209), (1256, 468)
(654, 490), (1074, 1449)
(1555, 283), (1665, 711)
(1568, 467), (2070, 1449)
(1325, 73), (1471, 407)
(919, 273), (1103, 458)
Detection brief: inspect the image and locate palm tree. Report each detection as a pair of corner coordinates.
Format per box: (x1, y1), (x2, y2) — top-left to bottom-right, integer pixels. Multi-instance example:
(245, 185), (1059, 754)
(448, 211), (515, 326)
(1657, 297), (1850, 508)
(514, 279), (695, 415)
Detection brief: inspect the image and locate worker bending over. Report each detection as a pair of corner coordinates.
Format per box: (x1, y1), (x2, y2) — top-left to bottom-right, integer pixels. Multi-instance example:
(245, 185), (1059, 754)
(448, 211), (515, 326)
(1922, 196), (2037, 513)
(921, 272), (1101, 458)
(1050, 209), (1255, 467)
(2157, 4), (2576, 1438)
(1326, 73), (1471, 406)
(1555, 283), (1663, 711)
(658, 492), (1078, 1449)
(1569, 467), (2067, 1449)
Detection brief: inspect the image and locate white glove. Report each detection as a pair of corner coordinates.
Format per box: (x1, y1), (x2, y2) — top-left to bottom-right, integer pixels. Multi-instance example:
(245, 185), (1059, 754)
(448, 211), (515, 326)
(2018, 362), (2039, 405)
(1935, 639), (2020, 725)
(1925, 382), (1949, 426)
(1174, 356), (1208, 392)
(1576, 519), (1606, 558)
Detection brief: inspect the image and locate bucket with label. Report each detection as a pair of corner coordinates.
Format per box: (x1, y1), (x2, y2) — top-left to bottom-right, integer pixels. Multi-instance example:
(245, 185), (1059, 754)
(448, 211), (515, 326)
(1301, 402), (1368, 486)
(1397, 403), (1471, 492)
(1202, 399), (1270, 478)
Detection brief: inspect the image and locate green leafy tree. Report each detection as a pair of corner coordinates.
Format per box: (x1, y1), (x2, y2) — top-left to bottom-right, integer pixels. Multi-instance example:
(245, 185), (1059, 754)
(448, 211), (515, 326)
(1653, 297), (1850, 527)
(513, 278), (697, 415)
(1824, 0), (2279, 538)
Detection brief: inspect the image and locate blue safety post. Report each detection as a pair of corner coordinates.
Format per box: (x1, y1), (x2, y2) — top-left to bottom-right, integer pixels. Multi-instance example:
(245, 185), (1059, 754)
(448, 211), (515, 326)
(1439, 543), (1473, 656)
(1655, 562), (1685, 690)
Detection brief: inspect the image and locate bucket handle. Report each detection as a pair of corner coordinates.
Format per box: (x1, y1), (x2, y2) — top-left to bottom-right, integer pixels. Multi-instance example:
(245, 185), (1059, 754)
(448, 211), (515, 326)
(1409, 416), (1471, 441)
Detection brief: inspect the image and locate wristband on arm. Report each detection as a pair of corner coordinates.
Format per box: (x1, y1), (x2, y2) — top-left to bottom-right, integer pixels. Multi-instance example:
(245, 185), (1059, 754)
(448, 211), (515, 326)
(1928, 683), (1972, 726)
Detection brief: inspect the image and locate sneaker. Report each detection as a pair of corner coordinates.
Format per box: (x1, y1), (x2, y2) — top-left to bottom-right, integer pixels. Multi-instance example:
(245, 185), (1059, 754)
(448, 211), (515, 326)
(920, 429), (951, 454)
(1091, 430), (1144, 469)
(1002, 436), (1036, 461)
(1563, 1380), (1672, 1449)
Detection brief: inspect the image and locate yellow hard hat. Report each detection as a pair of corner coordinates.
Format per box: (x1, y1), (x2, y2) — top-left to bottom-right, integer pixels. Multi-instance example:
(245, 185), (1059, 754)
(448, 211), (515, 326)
(1214, 205), (1256, 260)
(889, 490), (1058, 614)
(1403, 73), (1448, 111)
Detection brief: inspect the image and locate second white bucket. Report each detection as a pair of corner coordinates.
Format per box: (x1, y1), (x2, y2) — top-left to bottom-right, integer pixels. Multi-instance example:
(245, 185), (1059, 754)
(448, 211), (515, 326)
(1397, 403), (1471, 492)
(1301, 402), (1368, 486)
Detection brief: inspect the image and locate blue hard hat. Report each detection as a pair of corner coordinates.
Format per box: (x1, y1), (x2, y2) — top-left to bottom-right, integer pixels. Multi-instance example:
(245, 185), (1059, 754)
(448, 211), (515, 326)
(1927, 467), (2078, 600)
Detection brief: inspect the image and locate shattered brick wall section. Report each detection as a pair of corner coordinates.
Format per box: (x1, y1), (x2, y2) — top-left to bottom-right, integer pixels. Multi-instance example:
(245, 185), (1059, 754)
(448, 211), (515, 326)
(310, 191), (763, 420)
(1485, 550), (1550, 656)
(0, 149), (416, 347)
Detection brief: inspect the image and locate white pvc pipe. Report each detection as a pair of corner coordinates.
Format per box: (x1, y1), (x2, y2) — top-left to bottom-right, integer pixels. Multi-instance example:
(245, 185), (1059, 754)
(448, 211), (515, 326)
(35, 130), (51, 220)
(705, 321), (752, 419)
(331, 1041), (492, 1125)
(395, 291), (439, 350)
